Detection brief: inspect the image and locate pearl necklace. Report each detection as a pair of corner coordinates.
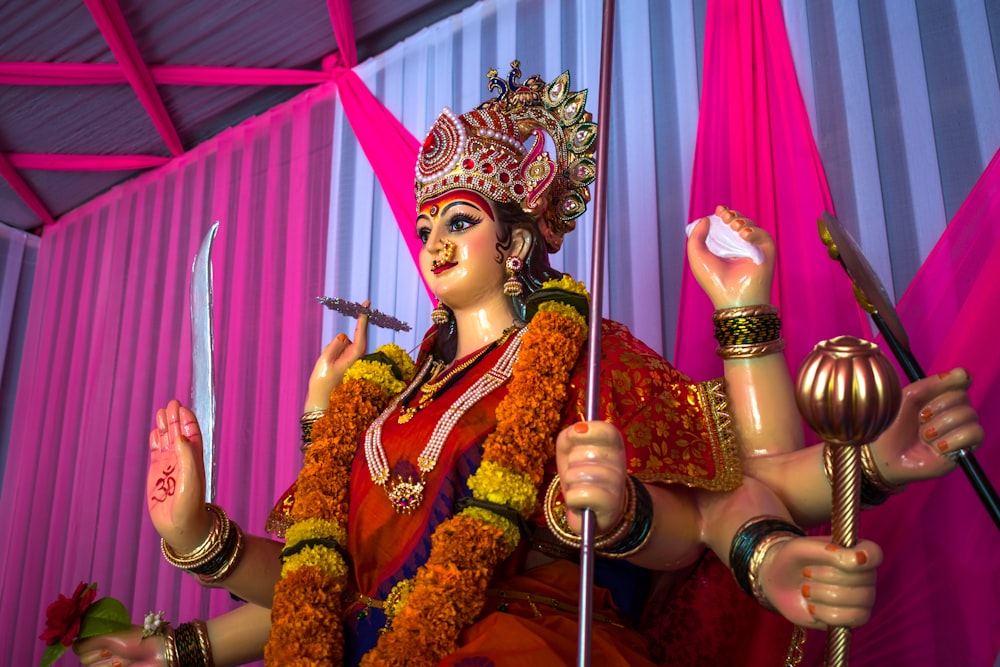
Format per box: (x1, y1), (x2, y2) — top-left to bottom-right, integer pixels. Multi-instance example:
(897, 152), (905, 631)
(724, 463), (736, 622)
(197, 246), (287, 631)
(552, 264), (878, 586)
(363, 327), (526, 514)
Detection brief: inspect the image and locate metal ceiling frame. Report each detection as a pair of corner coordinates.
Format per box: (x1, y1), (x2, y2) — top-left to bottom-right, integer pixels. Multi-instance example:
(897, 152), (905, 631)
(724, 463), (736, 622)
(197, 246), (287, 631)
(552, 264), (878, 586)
(0, 0), (346, 229)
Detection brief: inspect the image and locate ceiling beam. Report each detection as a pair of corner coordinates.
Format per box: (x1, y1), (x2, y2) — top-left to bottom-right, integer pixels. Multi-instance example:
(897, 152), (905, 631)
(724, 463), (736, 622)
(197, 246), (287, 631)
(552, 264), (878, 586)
(83, 0), (184, 156)
(0, 152), (55, 225)
(0, 62), (331, 87)
(8, 154), (171, 171)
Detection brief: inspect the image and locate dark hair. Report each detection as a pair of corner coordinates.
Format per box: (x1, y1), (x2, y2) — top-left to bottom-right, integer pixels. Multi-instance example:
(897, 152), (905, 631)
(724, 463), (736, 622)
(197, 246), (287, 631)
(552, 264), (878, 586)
(431, 200), (564, 363)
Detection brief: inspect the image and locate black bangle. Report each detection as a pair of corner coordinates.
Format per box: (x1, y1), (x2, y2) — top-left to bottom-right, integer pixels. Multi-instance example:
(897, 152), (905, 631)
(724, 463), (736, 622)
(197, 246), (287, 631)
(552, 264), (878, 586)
(729, 516), (805, 599)
(174, 621), (209, 667)
(188, 522), (239, 576)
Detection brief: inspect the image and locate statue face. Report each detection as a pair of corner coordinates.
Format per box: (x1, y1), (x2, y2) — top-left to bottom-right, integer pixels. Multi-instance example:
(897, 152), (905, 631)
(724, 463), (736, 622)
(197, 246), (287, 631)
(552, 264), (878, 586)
(416, 189), (506, 311)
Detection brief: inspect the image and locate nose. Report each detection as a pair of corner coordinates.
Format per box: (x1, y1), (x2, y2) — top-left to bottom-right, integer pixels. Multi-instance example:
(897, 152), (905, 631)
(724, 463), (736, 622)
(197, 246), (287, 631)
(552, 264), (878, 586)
(424, 224), (444, 253)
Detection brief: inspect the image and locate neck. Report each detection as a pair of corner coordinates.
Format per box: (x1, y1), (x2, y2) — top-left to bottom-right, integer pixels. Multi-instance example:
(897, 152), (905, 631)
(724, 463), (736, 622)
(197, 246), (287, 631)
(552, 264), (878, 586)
(448, 294), (518, 359)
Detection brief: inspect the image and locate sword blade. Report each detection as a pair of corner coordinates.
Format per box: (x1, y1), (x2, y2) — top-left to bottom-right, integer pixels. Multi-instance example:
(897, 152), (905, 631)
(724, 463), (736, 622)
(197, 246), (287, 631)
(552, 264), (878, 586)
(191, 221), (220, 503)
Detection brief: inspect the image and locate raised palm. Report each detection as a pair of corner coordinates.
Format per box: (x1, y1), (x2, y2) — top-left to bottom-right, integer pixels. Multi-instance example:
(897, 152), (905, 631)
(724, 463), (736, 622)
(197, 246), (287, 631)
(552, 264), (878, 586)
(146, 399), (212, 553)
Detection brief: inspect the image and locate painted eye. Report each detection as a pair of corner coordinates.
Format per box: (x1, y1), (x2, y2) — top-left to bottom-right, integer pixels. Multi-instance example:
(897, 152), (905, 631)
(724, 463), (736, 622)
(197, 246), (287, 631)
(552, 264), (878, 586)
(448, 214), (480, 233)
(417, 227), (431, 244)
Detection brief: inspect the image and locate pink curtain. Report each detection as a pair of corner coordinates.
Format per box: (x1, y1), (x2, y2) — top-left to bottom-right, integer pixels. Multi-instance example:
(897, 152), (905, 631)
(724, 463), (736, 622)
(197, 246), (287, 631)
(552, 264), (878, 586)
(674, 0), (870, 381)
(0, 83), (336, 667)
(837, 148), (1000, 667)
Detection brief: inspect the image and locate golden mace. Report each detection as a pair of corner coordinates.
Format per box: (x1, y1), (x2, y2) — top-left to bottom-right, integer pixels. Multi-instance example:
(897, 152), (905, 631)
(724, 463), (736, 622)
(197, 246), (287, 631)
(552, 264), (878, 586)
(795, 336), (901, 666)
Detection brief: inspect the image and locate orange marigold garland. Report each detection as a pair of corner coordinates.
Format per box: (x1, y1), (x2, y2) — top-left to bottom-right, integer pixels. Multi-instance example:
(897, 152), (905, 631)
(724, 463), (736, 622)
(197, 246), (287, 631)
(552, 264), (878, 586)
(266, 350), (406, 666)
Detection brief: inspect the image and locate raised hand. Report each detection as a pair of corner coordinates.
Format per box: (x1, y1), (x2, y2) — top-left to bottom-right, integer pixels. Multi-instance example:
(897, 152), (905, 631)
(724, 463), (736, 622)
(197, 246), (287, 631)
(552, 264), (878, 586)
(687, 204), (776, 308)
(147, 399), (212, 554)
(758, 537), (883, 630)
(555, 421), (629, 534)
(868, 367), (984, 486)
(74, 627), (164, 667)
(303, 302), (371, 412)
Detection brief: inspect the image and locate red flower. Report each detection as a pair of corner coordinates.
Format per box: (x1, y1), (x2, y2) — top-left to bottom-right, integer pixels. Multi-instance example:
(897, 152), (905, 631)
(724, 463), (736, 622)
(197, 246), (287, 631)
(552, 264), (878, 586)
(38, 582), (96, 647)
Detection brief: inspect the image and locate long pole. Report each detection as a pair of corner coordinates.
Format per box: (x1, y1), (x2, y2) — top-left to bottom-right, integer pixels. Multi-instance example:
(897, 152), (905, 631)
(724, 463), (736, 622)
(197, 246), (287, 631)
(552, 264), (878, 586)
(578, 0), (616, 664)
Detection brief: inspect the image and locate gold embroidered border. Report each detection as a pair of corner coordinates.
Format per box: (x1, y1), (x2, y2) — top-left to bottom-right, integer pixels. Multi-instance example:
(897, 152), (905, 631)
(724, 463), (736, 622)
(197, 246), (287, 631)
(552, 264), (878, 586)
(692, 378), (742, 491)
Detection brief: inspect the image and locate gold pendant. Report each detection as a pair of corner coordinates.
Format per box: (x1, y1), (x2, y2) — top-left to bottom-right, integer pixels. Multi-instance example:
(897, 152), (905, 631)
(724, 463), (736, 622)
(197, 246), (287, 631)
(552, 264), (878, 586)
(397, 406), (416, 424)
(386, 475), (426, 514)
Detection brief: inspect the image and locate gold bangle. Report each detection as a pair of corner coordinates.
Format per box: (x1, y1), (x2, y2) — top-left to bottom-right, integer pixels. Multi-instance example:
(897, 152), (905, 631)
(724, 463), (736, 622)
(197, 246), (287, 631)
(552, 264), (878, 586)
(716, 338), (786, 359)
(713, 304), (778, 321)
(593, 476), (635, 550)
(543, 475), (581, 548)
(196, 520), (245, 585)
(161, 504), (231, 570)
(543, 474), (637, 550)
(860, 443), (906, 495)
(747, 532), (796, 611)
(190, 618), (216, 667)
(162, 624), (179, 667)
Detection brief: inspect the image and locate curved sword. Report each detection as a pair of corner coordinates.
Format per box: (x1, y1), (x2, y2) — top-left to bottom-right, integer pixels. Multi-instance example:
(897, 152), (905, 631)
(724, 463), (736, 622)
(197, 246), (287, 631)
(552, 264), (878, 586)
(191, 222), (220, 504)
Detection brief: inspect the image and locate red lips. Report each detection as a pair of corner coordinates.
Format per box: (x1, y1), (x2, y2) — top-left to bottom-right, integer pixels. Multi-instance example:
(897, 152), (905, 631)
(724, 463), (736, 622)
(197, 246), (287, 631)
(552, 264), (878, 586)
(432, 261), (457, 275)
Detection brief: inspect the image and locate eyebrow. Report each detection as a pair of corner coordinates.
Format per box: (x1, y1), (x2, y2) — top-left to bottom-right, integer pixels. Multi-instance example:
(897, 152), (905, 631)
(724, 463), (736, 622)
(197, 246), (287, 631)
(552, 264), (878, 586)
(416, 199), (485, 223)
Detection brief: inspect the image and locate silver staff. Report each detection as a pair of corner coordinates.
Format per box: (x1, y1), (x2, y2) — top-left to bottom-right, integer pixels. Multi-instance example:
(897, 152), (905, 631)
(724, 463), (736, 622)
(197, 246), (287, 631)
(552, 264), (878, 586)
(578, 0), (616, 664)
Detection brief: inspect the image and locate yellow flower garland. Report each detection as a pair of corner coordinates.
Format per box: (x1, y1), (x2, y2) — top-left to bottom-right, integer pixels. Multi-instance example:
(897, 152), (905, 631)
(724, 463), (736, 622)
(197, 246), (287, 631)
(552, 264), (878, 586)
(267, 282), (589, 666)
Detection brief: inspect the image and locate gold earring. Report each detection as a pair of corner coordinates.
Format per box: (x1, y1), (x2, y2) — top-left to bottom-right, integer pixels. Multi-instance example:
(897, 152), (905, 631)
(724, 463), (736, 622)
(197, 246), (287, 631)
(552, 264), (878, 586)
(431, 300), (451, 325)
(503, 256), (524, 297)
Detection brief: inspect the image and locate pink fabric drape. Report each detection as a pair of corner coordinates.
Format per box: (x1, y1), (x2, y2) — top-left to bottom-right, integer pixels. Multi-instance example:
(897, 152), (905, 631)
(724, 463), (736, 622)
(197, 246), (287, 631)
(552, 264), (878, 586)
(325, 0), (426, 296)
(0, 83), (336, 667)
(0, 151), (54, 224)
(83, 0), (183, 155)
(834, 148), (1000, 667)
(674, 0), (870, 381)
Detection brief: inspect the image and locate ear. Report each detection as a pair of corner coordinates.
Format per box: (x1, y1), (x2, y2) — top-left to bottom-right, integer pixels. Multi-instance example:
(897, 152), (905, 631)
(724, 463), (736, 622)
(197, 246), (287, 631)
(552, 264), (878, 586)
(510, 227), (533, 261)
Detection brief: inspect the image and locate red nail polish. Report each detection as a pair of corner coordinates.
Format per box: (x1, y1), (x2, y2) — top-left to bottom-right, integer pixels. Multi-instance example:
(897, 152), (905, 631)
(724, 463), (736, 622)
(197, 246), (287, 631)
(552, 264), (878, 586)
(919, 408), (933, 423)
(574, 422), (589, 434)
(337, 333), (348, 342)
(938, 371), (951, 379)
(802, 568), (812, 578)
(937, 440), (949, 452)
(855, 551), (868, 565)
(924, 426), (939, 440)
(824, 543), (839, 552)
(802, 584), (811, 598)
(807, 603), (816, 615)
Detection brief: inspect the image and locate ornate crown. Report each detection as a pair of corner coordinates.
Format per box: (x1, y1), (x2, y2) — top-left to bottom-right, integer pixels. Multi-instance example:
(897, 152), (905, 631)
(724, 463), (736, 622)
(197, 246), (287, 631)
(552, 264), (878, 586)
(414, 61), (597, 252)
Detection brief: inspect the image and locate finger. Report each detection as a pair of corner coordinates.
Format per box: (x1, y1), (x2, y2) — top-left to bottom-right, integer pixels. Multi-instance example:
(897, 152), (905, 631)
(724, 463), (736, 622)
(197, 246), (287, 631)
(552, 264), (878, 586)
(323, 333), (350, 360)
(810, 542), (883, 577)
(807, 600), (874, 629)
(903, 368), (972, 415)
(932, 421), (985, 457)
(802, 578), (877, 610)
(178, 405), (202, 441)
(922, 404), (979, 446)
(354, 300), (371, 352)
(155, 409), (172, 454)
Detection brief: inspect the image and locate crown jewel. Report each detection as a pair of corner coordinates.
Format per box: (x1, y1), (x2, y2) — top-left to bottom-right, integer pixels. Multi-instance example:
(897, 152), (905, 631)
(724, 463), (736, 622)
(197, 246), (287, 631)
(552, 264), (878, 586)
(415, 61), (596, 252)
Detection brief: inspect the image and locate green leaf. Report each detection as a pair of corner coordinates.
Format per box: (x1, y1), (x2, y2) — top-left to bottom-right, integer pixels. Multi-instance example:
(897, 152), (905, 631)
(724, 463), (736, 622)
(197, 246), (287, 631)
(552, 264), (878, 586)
(77, 597), (133, 639)
(39, 642), (67, 667)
